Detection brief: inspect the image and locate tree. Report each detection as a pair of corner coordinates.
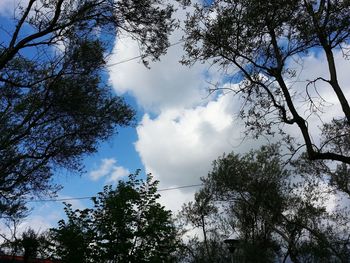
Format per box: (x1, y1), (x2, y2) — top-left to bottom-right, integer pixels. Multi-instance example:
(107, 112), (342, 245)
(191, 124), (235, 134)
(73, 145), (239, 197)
(180, 145), (350, 262)
(0, 217), (22, 258)
(0, 226), (54, 262)
(180, 0), (350, 165)
(50, 171), (180, 263)
(178, 186), (231, 263)
(19, 228), (53, 263)
(0, 0), (175, 215)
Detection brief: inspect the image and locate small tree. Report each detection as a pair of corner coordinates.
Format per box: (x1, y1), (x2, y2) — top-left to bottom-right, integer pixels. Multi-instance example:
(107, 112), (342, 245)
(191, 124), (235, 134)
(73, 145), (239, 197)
(179, 186), (231, 263)
(51, 171), (180, 263)
(20, 228), (42, 263)
(0, 225), (53, 262)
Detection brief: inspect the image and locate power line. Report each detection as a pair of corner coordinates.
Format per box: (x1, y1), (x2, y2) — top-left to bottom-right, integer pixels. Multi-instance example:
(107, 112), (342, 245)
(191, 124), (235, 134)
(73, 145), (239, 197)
(28, 196), (93, 203)
(26, 183), (203, 203)
(157, 183), (203, 192)
(105, 40), (184, 68)
(106, 55), (143, 67)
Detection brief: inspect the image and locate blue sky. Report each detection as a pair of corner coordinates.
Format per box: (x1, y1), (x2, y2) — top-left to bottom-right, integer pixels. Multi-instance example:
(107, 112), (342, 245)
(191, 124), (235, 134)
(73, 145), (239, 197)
(1, 0), (350, 234)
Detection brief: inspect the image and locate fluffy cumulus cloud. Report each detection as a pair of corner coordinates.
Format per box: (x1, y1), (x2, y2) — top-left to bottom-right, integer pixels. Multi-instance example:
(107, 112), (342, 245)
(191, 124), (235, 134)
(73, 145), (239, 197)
(108, 2), (218, 112)
(108, 38), (212, 111)
(135, 93), (263, 188)
(133, 88), (277, 211)
(107, 166), (130, 183)
(106, 3), (238, 212)
(90, 158), (116, 181)
(158, 188), (199, 215)
(89, 158), (130, 183)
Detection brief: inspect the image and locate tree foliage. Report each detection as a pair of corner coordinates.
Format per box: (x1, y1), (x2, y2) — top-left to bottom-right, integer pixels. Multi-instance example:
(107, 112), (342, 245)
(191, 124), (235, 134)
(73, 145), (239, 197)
(50, 172), (179, 263)
(180, 0), (350, 165)
(0, 0), (175, 215)
(180, 145), (350, 263)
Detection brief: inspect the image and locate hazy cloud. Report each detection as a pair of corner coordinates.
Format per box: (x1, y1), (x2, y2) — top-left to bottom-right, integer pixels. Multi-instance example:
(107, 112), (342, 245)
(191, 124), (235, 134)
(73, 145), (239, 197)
(90, 158), (116, 181)
(90, 158), (130, 183)
(107, 166), (130, 183)
(0, 0), (21, 16)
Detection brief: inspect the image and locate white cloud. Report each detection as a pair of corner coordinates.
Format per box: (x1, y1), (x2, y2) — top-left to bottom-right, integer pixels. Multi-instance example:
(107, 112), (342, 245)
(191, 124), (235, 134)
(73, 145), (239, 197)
(107, 166), (130, 183)
(17, 215), (53, 233)
(107, 1), (241, 212)
(0, 1), (46, 18)
(135, 93), (264, 188)
(279, 48), (350, 149)
(90, 158), (116, 181)
(287, 48), (350, 119)
(0, 219), (46, 245)
(158, 188), (196, 215)
(108, 2), (219, 112)
(109, 2), (350, 216)
(108, 39), (211, 112)
(89, 158), (130, 183)
(0, 212), (57, 242)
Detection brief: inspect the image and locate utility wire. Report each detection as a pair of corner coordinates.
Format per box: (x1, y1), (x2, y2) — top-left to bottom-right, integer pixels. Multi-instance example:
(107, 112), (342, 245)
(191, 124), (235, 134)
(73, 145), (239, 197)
(26, 183), (203, 203)
(106, 55), (143, 67)
(157, 183), (203, 192)
(105, 40), (184, 68)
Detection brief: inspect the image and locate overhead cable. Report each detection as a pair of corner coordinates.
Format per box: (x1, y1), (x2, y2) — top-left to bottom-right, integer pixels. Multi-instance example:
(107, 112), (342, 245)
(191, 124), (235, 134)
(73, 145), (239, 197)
(27, 183), (203, 203)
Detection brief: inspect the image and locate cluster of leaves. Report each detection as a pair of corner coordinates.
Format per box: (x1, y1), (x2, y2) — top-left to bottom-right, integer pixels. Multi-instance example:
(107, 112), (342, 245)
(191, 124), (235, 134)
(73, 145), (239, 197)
(50, 171), (180, 263)
(179, 145), (350, 263)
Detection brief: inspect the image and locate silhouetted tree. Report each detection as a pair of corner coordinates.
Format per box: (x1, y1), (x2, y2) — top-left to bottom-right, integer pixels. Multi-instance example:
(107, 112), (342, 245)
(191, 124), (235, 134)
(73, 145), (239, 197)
(0, 225), (54, 262)
(179, 186), (231, 263)
(20, 229), (39, 263)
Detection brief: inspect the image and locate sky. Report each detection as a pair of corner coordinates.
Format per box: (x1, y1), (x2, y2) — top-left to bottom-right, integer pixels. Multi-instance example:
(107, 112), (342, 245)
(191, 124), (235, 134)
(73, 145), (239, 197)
(1, 0), (350, 235)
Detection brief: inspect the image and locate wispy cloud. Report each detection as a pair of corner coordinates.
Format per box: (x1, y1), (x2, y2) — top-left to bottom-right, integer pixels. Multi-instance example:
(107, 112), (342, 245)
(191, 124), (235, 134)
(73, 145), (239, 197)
(90, 158), (116, 181)
(89, 158), (130, 183)
(107, 166), (130, 183)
